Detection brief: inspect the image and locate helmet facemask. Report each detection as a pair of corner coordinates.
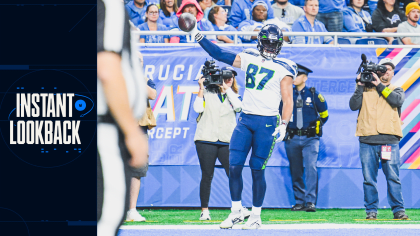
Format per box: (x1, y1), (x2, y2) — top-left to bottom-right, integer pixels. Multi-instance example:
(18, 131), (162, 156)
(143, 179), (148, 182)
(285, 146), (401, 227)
(259, 38), (282, 59)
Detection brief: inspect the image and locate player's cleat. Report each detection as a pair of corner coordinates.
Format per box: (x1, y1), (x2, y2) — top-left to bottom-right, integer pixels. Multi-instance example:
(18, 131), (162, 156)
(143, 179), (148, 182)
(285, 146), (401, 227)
(243, 207), (251, 219)
(199, 210), (211, 220)
(220, 208), (244, 229)
(126, 209), (146, 222)
(242, 213), (262, 230)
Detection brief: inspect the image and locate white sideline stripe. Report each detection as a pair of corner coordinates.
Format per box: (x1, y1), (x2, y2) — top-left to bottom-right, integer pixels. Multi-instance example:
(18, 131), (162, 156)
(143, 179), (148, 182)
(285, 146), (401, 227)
(391, 48), (411, 68)
(120, 224), (420, 230)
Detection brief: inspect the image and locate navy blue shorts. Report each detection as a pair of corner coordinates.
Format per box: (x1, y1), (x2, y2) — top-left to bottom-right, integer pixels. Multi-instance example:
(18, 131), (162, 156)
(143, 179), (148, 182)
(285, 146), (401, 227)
(229, 113), (279, 170)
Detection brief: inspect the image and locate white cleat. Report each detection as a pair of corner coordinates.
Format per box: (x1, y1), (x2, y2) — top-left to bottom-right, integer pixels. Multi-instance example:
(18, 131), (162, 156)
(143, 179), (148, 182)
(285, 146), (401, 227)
(242, 213), (262, 230)
(199, 210), (211, 220)
(219, 208), (244, 229)
(242, 207), (251, 219)
(125, 209), (146, 222)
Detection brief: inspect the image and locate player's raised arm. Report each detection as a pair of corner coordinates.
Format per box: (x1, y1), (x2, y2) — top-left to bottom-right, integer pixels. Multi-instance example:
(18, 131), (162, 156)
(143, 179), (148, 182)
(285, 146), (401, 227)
(179, 13), (241, 68)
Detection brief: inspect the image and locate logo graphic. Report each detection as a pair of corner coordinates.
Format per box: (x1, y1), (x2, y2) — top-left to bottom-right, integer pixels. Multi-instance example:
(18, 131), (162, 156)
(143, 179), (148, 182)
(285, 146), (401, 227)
(266, 124), (272, 127)
(0, 70), (96, 168)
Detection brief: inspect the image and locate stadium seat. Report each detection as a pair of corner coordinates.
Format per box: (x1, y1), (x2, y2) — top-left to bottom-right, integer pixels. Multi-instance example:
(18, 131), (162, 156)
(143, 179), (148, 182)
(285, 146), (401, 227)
(221, 5), (232, 23)
(392, 39), (399, 45)
(337, 38), (351, 44)
(355, 38), (388, 45)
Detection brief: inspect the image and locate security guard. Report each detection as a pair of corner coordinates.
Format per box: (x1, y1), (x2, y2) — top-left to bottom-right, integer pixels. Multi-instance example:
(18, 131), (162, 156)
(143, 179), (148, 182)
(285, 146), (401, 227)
(279, 64), (328, 212)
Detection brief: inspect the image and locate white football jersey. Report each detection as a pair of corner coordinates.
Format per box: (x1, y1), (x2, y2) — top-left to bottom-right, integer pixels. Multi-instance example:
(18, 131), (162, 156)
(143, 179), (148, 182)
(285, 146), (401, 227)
(238, 51), (297, 116)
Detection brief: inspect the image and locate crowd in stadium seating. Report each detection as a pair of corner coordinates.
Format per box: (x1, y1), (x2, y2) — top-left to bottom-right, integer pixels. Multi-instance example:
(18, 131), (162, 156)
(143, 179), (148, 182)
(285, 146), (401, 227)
(125, 0), (420, 45)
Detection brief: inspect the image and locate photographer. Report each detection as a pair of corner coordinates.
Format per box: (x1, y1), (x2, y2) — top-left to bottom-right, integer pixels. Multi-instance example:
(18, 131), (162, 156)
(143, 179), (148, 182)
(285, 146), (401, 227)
(193, 67), (244, 221)
(349, 58), (408, 220)
(280, 64), (329, 213)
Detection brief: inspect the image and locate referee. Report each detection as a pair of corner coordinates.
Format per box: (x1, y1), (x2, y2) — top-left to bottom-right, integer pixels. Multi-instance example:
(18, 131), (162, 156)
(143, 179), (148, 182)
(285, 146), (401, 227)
(97, 0), (147, 235)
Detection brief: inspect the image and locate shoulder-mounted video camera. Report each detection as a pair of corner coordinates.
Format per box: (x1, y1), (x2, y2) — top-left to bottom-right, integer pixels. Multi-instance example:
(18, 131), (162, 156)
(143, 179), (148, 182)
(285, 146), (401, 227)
(356, 54), (387, 86)
(202, 60), (232, 87)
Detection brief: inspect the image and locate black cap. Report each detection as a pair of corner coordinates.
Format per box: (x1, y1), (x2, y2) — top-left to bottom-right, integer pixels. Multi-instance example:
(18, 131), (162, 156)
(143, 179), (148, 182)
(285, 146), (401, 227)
(221, 66), (237, 76)
(296, 63), (313, 75)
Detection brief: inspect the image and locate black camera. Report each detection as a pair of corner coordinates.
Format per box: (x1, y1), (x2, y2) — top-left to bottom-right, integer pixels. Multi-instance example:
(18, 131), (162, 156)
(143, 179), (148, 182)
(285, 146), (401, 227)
(356, 54), (387, 84)
(202, 60), (232, 87)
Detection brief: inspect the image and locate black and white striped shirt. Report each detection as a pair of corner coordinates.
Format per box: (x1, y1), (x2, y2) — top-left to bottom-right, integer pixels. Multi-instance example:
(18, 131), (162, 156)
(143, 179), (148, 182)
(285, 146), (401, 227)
(97, 0), (146, 120)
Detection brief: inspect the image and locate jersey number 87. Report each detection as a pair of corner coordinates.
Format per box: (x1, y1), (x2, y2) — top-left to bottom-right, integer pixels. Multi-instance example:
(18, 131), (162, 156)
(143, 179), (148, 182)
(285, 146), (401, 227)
(245, 64), (275, 90)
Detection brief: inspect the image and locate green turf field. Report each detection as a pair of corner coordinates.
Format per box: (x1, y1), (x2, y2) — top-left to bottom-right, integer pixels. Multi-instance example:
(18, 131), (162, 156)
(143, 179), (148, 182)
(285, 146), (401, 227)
(123, 209), (420, 225)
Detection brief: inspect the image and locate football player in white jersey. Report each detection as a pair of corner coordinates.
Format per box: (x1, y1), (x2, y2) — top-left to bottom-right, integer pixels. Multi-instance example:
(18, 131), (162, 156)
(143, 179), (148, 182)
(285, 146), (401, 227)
(186, 23), (296, 229)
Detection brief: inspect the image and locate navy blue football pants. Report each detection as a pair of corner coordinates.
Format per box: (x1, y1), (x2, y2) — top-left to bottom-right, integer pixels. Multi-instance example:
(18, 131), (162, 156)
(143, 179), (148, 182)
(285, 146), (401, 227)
(229, 113), (279, 207)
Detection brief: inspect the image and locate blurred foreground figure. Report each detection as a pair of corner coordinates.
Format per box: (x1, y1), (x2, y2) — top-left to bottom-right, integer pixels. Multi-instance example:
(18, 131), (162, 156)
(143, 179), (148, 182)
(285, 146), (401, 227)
(97, 0), (147, 235)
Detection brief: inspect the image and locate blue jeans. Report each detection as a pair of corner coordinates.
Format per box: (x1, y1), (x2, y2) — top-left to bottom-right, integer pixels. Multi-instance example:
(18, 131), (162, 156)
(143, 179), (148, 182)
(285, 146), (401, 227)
(359, 143), (405, 214)
(285, 135), (319, 204)
(316, 11), (343, 32)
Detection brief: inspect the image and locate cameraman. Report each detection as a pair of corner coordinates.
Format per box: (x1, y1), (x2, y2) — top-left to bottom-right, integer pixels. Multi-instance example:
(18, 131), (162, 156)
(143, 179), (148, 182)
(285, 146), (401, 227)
(193, 67), (245, 221)
(349, 59), (408, 220)
(280, 64), (328, 213)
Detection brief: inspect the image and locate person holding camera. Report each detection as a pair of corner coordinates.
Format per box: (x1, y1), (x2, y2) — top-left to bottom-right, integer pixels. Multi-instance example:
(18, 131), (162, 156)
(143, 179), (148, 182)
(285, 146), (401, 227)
(193, 66), (246, 221)
(279, 64), (328, 213)
(349, 58), (408, 220)
(343, 0), (373, 32)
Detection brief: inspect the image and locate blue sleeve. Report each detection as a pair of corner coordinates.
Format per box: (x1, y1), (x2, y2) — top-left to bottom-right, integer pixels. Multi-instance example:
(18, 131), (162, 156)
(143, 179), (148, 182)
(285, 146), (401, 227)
(229, 1), (244, 28)
(320, 24), (333, 44)
(314, 92), (329, 124)
(343, 11), (363, 32)
(147, 79), (156, 89)
(198, 37), (238, 65)
(291, 21), (306, 44)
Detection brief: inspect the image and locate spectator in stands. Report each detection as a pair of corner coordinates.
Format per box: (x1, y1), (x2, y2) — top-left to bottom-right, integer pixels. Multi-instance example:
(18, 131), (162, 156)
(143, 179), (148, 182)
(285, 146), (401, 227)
(317, 0), (345, 32)
(171, 0), (216, 43)
(239, 0), (291, 43)
(200, 0), (218, 19)
(292, 0), (334, 44)
(216, 0), (232, 6)
(372, 0), (406, 44)
(229, 0), (275, 28)
(159, 0), (179, 29)
(272, 0), (305, 26)
(208, 6), (242, 43)
(343, 0), (373, 32)
(193, 70), (243, 221)
(397, 2), (420, 44)
(138, 4), (170, 43)
(126, 0), (160, 27)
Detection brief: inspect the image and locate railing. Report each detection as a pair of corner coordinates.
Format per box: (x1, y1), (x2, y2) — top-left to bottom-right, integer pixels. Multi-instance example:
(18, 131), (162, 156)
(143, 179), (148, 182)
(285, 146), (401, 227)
(133, 31), (420, 48)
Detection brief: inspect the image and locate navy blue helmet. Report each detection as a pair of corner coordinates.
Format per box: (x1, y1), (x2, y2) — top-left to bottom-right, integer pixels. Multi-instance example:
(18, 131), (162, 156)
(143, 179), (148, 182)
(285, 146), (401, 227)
(257, 24), (284, 59)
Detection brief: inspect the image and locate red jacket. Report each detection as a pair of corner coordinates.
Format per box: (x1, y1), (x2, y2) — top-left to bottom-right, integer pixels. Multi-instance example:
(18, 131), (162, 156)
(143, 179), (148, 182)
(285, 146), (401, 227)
(176, 0), (204, 22)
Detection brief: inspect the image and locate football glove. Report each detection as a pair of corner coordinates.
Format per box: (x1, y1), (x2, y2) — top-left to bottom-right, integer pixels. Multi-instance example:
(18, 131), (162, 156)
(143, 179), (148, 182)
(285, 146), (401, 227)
(272, 123), (287, 143)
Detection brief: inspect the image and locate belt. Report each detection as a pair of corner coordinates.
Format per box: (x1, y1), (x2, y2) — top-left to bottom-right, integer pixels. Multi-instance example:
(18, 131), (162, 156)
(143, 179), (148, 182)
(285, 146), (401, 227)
(98, 114), (115, 124)
(288, 128), (309, 136)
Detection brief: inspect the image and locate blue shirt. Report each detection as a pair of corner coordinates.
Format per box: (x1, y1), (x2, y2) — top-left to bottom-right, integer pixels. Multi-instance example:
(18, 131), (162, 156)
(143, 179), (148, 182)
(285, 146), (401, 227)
(279, 86), (329, 133)
(229, 0), (275, 27)
(343, 7), (372, 32)
(138, 23), (169, 43)
(238, 20), (264, 43)
(212, 24), (242, 43)
(319, 0), (345, 13)
(158, 10), (178, 29)
(125, 1), (148, 27)
(291, 16), (333, 44)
